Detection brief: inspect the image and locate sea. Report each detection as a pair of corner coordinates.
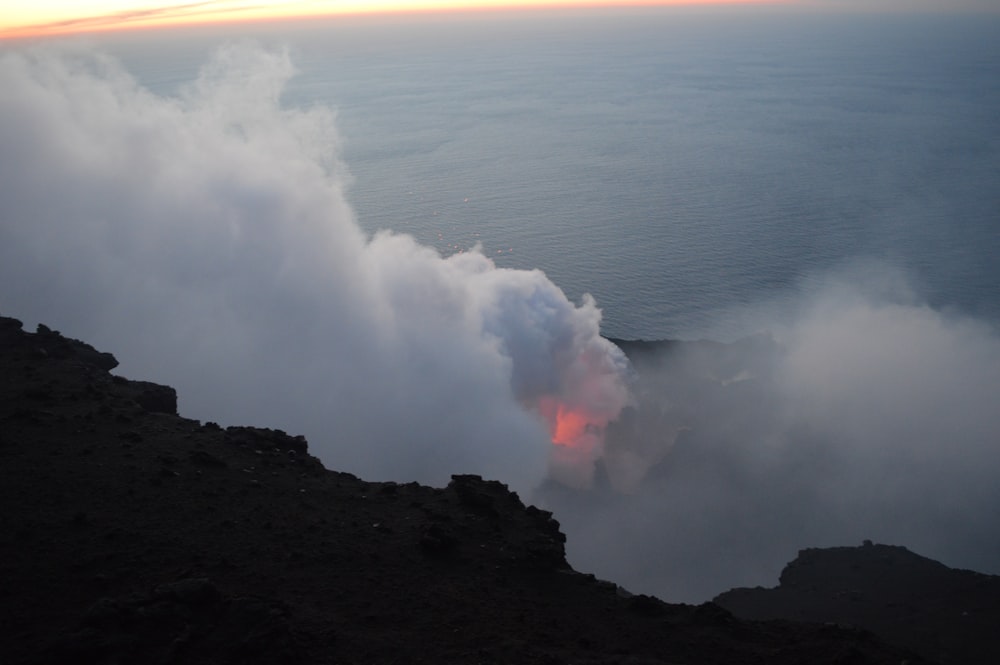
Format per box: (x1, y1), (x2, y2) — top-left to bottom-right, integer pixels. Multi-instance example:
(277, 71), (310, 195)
(88, 7), (1000, 342)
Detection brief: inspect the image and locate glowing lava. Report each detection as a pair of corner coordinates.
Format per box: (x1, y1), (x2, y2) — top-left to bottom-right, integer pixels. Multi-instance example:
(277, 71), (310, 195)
(538, 396), (594, 447)
(551, 405), (591, 446)
(537, 396), (607, 487)
(525, 339), (632, 487)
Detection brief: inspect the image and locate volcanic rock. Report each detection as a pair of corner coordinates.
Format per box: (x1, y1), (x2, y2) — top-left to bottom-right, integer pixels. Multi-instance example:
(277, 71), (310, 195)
(0, 314), (930, 664)
(44, 578), (299, 665)
(715, 543), (1000, 665)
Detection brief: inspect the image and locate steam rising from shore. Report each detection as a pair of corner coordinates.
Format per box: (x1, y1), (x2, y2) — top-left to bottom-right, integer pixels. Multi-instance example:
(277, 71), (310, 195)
(544, 264), (1000, 601)
(0, 44), (630, 493)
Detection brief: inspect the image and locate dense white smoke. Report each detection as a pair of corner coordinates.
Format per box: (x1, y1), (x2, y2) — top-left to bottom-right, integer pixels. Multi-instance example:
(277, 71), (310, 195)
(542, 264), (1000, 601)
(0, 43), (631, 494)
(3, 43), (998, 606)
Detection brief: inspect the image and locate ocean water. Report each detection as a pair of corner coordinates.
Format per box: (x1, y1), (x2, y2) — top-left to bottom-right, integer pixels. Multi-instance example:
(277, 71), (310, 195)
(98, 8), (1000, 341)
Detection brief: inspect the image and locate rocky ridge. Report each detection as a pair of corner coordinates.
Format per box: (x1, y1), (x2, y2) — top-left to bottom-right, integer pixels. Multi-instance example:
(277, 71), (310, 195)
(715, 542), (1000, 665)
(0, 315), (927, 664)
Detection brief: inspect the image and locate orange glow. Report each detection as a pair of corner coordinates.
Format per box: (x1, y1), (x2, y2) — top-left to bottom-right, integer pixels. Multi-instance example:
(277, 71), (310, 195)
(538, 396), (598, 447)
(550, 405), (591, 446)
(538, 395), (607, 488)
(1, 1), (784, 40)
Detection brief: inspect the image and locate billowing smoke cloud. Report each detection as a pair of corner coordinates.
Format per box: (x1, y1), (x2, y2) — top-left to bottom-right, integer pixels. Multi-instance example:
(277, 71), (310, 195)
(541, 263), (1000, 601)
(4, 43), (998, 606)
(0, 43), (631, 495)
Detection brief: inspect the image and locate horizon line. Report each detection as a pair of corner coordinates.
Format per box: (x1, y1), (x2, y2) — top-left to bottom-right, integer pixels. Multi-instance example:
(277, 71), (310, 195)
(2, 1), (789, 41)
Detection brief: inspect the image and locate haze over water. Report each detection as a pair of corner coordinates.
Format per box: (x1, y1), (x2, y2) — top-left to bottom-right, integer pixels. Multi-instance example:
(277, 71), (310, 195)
(102, 8), (1000, 341)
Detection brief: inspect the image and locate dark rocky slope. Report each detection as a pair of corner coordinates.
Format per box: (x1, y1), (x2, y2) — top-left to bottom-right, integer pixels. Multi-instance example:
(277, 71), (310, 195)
(715, 543), (1000, 665)
(0, 315), (926, 664)
(611, 339), (1000, 664)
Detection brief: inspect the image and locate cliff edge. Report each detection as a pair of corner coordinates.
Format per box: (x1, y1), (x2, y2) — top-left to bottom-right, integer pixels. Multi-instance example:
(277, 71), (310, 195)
(715, 543), (1000, 665)
(0, 315), (925, 664)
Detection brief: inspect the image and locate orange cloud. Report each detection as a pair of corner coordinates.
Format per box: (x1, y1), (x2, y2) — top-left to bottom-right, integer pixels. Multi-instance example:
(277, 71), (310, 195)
(1, 0), (779, 40)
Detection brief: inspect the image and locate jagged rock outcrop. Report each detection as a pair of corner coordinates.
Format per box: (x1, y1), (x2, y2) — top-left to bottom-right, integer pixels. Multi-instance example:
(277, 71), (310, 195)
(0, 315), (930, 664)
(32, 322), (120, 371)
(715, 543), (1000, 665)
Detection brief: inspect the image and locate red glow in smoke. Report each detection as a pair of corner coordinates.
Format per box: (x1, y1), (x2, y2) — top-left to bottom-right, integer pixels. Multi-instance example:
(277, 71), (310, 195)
(538, 395), (607, 488)
(551, 406), (590, 446)
(538, 396), (596, 447)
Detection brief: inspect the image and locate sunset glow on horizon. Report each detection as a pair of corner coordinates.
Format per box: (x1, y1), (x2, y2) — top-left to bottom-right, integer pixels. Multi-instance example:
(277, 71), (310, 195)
(1, 0), (781, 40)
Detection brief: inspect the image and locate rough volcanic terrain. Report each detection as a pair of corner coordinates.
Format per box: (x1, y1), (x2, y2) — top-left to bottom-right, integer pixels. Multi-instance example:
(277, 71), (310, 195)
(1, 315), (929, 664)
(715, 543), (1000, 665)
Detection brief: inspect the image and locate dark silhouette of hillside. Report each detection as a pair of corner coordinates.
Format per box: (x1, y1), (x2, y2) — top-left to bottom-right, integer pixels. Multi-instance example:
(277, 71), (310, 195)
(0, 315), (931, 664)
(715, 542), (1000, 665)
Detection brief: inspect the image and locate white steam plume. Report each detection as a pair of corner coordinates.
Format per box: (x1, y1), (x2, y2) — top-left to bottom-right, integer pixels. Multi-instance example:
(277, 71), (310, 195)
(542, 264), (1000, 602)
(0, 44), (631, 494)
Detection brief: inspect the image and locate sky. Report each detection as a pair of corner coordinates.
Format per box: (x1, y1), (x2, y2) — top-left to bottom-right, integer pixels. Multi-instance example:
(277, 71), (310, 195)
(2, 1), (771, 39)
(7, 0), (1000, 38)
(5, 0), (998, 40)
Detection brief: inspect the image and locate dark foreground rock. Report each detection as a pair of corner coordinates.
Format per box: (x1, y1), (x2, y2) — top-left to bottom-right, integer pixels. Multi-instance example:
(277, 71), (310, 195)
(0, 315), (928, 664)
(715, 543), (1000, 665)
(45, 578), (300, 665)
